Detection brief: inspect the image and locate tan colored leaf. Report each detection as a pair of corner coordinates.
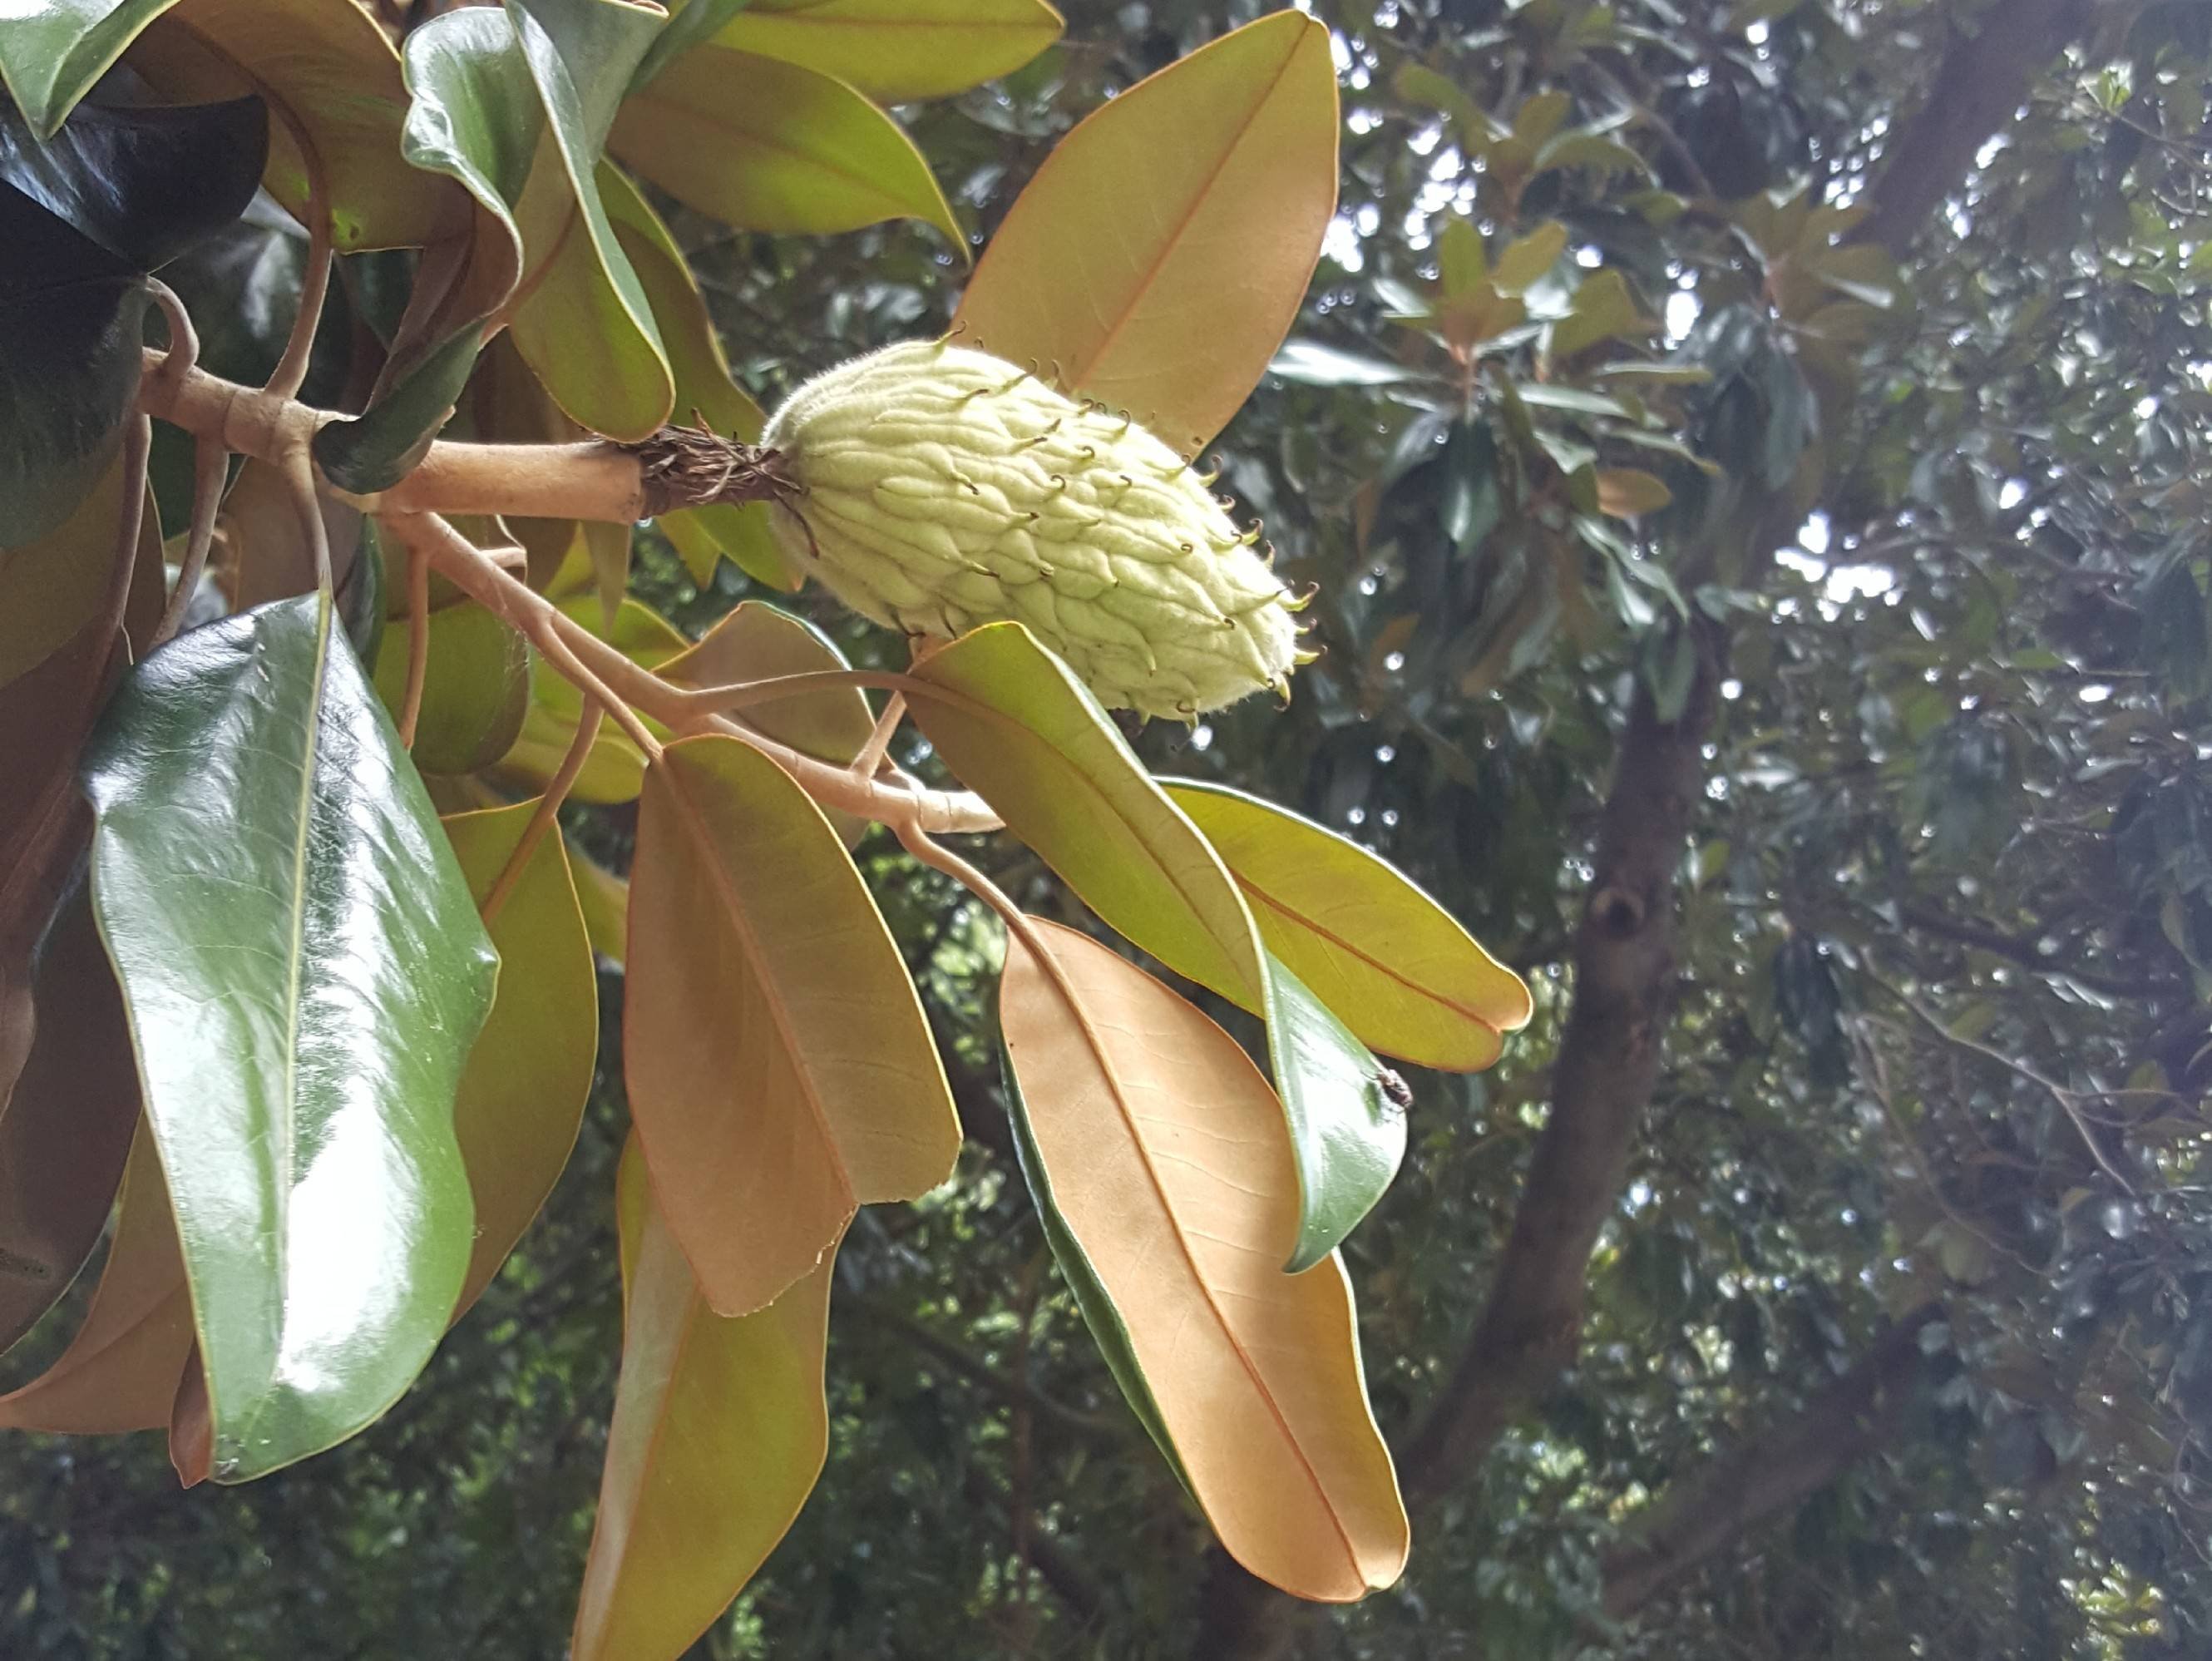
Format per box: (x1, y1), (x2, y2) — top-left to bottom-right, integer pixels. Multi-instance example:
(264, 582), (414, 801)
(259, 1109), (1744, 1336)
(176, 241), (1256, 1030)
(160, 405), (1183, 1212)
(1000, 920), (1408, 1600)
(626, 734), (960, 1315)
(571, 1138), (831, 1661)
(0, 1125), (194, 1433)
(952, 10), (1337, 453)
(1595, 467), (1673, 517)
(0, 890), (141, 1355)
(442, 802), (599, 1317)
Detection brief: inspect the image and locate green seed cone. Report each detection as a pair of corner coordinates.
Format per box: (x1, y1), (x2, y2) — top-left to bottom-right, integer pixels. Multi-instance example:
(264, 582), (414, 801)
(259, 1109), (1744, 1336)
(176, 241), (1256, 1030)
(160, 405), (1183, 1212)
(760, 340), (1306, 719)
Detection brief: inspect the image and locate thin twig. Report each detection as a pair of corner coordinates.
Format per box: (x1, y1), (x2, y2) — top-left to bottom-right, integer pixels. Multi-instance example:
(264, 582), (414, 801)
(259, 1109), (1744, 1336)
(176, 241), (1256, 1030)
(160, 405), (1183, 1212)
(1872, 972), (2142, 1195)
(153, 437), (228, 646)
(481, 703), (604, 931)
(280, 448), (333, 597)
(377, 507), (1001, 833)
(852, 692), (906, 779)
(399, 531), (432, 748)
(115, 415), (153, 625)
(264, 101), (333, 401)
(143, 279), (200, 406)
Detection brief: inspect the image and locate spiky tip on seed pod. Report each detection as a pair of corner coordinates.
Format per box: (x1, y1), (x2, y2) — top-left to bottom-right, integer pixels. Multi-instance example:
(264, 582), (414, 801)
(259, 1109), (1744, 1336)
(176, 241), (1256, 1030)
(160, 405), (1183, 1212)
(758, 339), (1308, 720)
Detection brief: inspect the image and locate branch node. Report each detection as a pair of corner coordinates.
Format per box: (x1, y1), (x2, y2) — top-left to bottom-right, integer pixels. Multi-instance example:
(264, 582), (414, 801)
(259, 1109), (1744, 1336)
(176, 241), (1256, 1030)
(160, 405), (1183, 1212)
(626, 425), (798, 517)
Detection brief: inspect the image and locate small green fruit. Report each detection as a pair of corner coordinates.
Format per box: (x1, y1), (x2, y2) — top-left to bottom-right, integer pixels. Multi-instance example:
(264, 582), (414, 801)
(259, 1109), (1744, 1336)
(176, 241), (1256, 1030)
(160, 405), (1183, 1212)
(760, 340), (1309, 719)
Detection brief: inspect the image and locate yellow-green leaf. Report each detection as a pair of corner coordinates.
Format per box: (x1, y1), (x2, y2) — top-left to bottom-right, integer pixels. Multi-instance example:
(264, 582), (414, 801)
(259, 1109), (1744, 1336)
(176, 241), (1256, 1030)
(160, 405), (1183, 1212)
(626, 734), (960, 1315)
(1163, 780), (1533, 1071)
(370, 601), (531, 775)
(1000, 920), (1408, 1600)
(572, 1137), (831, 1661)
(1436, 215), (1484, 296)
(128, 0), (453, 251)
(951, 9), (1336, 453)
(1492, 220), (1567, 295)
(568, 838), (630, 965)
(1549, 267), (1650, 360)
(713, 0), (1063, 101)
(612, 46), (961, 243)
(0, 1125), (194, 1434)
(600, 164), (798, 590)
(442, 803), (598, 1317)
(501, 596), (687, 803)
(907, 623), (1264, 1008)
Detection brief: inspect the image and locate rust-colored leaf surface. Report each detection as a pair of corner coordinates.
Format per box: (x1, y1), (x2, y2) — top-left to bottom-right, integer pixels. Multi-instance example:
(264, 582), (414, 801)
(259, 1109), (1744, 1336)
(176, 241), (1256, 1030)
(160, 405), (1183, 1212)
(0, 889), (141, 1355)
(570, 1139), (832, 1661)
(1000, 920), (1408, 1601)
(625, 734), (959, 1315)
(0, 1125), (194, 1433)
(952, 9), (1337, 452)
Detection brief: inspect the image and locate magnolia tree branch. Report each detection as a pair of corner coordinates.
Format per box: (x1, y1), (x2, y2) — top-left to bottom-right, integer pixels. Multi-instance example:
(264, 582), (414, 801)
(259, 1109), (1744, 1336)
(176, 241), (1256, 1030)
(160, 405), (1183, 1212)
(1598, 1304), (1943, 1618)
(135, 353), (1001, 838)
(134, 353), (788, 523)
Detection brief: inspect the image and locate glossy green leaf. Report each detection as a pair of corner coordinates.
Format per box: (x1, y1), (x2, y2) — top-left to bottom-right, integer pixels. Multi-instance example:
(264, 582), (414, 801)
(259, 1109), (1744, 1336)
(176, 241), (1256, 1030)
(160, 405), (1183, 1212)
(393, 2), (674, 436)
(1162, 779), (1533, 1070)
(0, 887), (140, 1355)
(0, 1123), (193, 1432)
(999, 920), (1408, 1600)
(952, 10), (1336, 452)
(907, 623), (1264, 1008)
(626, 734), (960, 1316)
(502, 595), (686, 804)
(0, 0), (180, 139)
(442, 803), (597, 1317)
(612, 45), (961, 244)
(127, 0), (453, 251)
(571, 1137), (832, 1661)
(370, 599), (531, 775)
(396, 4), (536, 315)
(711, 0), (1064, 101)
(315, 325), (485, 497)
(1262, 955), (1404, 1274)
(504, 0), (674, 440)
(81, 593), (497, 1481)
(0, 93), (262, 543)
(0, 90), (266, 271)
(600, 164), (797, 590)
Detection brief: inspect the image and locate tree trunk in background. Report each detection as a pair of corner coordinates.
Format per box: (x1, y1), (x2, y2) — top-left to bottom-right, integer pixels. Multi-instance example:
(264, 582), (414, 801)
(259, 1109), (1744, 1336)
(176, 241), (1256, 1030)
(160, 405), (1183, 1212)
(1193, 0), (2096, 1650)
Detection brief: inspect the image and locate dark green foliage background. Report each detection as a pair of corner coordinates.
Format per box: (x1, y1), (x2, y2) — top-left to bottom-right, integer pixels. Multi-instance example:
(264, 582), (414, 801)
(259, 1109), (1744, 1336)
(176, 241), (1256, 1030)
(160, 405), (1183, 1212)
(9, 0), (2212, 1655)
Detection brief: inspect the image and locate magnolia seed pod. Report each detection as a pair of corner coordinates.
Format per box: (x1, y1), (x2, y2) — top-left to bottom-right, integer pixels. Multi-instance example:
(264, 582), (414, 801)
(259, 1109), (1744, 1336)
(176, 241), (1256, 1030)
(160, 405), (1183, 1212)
(759, 339), (1311, 719)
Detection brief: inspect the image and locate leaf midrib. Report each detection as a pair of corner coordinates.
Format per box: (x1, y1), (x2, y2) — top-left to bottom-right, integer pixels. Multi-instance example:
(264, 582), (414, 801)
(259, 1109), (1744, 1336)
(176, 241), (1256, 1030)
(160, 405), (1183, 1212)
(658, 761), (857, 1204)
(1237, 876), (1506, 1040)
(1063, 29), (1306, 403)
(230, 595), (334, 1456)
